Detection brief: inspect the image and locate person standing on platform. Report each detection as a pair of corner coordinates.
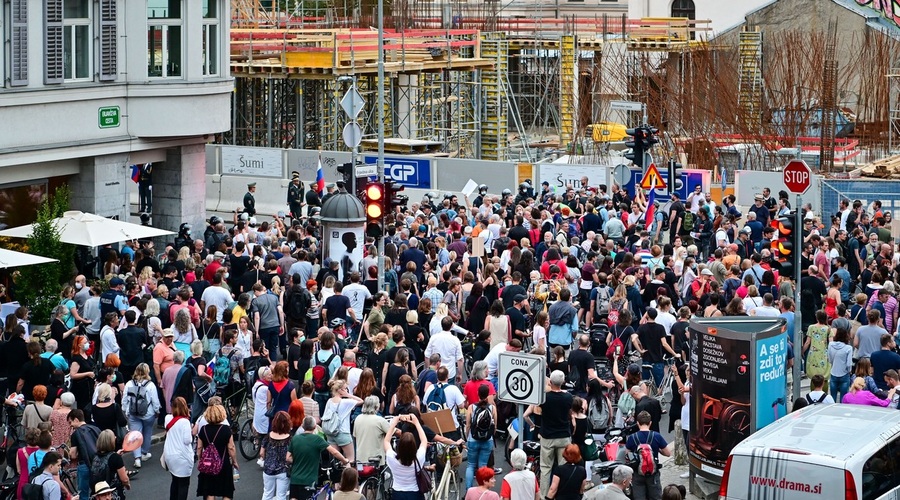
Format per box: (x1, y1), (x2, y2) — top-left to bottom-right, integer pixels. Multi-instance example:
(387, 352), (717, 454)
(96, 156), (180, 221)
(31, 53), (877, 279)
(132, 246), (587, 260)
(287, 171), (306, 221)
(244, 182), (257, 217)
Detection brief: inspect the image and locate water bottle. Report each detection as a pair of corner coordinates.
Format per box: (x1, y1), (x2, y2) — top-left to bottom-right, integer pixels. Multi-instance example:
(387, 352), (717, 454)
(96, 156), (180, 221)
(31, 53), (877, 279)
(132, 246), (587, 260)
(233, 470), (240, 483)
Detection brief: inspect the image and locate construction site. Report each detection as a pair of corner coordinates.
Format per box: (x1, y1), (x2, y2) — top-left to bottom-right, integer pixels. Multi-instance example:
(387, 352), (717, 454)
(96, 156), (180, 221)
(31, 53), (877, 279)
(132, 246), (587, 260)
(224, 0), (900, 177)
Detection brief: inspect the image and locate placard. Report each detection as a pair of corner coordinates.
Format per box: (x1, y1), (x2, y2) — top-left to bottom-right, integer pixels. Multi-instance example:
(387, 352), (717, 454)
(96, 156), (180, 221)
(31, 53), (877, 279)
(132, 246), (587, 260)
(420, 409), (457, 435)
(221, 146), (284, 178)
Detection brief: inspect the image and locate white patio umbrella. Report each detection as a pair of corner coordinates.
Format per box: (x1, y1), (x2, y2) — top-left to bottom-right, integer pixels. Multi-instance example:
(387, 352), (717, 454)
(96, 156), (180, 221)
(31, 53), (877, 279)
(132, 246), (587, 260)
(0, 210), (174, 247)
(0, 248), (58, 269)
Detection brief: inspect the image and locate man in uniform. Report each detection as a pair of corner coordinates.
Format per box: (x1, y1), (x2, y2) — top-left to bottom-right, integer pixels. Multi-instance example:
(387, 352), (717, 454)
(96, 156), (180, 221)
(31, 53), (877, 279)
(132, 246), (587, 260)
(138, 163), (153, 213)
(287, 171), (305, 221)
(244, 182), (257, 217)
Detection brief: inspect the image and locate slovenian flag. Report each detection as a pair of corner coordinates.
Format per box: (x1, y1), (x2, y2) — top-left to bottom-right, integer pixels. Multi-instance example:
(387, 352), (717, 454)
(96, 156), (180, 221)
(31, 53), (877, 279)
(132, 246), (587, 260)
(645, 188), (656, 226)
(130, 165), (140, 183)
(315, 154), (325, 196)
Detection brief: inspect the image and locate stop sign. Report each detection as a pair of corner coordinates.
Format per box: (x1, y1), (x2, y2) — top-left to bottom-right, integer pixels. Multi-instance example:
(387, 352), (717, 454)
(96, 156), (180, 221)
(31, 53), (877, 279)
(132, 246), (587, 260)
(783, 159), (812, 195)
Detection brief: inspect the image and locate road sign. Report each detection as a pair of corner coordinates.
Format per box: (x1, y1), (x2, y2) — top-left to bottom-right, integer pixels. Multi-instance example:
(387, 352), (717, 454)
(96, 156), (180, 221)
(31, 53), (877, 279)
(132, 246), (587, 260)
(98, 106), (120, 128)
(783, 160), (811, 195)
(613, 164), (631, 187)
(340, 85), (366, 119)
(356, 164), (377, 177)
(640, 163), (666, 190)
(498, 352), (546, 406)
(609, 100), (643, 112)
(342, 122), (362, 148)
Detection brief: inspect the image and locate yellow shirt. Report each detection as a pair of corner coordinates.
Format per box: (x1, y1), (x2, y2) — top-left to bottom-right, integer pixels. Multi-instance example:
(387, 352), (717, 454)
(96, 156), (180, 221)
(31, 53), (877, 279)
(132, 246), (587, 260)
(232, 305), (248, 326)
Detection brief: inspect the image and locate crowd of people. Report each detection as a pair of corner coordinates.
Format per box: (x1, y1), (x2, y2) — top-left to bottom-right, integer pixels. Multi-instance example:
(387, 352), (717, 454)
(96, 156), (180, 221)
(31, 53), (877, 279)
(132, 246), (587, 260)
(1, 177), (887, 500)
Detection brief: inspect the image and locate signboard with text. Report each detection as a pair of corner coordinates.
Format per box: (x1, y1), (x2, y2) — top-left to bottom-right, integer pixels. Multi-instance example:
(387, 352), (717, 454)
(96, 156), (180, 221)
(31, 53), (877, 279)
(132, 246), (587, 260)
(362, 155), (432, 189)
(221, 146), (284, 178)
(498, 352), (546, 406)
(99, 106), (120, 128)
(688, 317), (787, 479)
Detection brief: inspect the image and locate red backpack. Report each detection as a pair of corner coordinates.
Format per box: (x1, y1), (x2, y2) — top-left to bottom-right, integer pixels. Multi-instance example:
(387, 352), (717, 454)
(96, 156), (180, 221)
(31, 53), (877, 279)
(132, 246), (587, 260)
(311, 352), (338, 393)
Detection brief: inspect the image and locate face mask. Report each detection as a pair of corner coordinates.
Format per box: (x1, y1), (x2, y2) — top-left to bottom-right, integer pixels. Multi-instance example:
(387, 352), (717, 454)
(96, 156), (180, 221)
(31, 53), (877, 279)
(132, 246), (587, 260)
(82, 343), (90, 352)
(111, 374), (117, 383)
(224, 273), (230, 279)
(75, 283), (83, 290)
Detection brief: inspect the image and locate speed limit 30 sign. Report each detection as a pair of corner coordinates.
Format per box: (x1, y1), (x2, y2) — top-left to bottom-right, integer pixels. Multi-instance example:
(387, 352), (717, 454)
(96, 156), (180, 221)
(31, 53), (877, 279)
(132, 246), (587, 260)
(498, 352), (546, 406)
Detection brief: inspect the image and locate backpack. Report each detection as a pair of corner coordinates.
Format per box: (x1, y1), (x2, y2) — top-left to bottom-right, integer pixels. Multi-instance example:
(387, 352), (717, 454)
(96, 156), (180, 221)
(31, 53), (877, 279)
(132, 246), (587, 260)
(90, 453), (113, 488)
(415, 369), (436, 405)
(311, 352), (338, 393)
(425, 383), (449, 412)
(607, 300), (622, 328)
(244, 356), (265, 390)
(470, 403), (495, 441)
(681, 212), (695, 232)
(605, 325), (629, 361)
(635, 431), (657, 476)
(588, 397), (609, 432)
(197, 426), (225, 475)
(213, 350), (235, 386)
(127, 381), (151, 417)
(22, 473), (52, 500)
(566, 366), (583, 392)
(593, 287), (611, 318)
(287, 288), (310, 320)
(73, 424), (100, 464)
(321, 404), (342, 437)
(806, 392), (828, 405)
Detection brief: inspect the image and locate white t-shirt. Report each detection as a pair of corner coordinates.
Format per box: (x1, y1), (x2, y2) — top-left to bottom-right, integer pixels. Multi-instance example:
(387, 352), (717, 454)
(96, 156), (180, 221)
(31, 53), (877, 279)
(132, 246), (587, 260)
(348, 367), (362, 394)
(484, 343), (507, 377)
(201, 286), (233, 322)
(386, 448), (426, 492)
(533, 325), (547, 350)
(680, 386), (690, 431)
(656, 310), (676, 335)
(342, 283), (372, 319)
(805, 390), (836, 405)
(324, 398), (358, 435)
(422, 383), (466, 429)
(753, 305), (781, 317)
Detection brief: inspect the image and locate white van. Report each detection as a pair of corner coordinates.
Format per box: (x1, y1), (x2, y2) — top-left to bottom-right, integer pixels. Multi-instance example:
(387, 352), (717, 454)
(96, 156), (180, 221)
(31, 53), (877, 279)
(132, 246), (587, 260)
(719, 403), (900, 500)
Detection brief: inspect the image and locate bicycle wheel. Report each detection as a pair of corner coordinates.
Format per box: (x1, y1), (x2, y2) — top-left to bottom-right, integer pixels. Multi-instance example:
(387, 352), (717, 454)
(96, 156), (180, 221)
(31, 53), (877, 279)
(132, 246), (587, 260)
(447, 469), (460, 500)
(360, 479), (377, 500)
(238, 419), (260, 460)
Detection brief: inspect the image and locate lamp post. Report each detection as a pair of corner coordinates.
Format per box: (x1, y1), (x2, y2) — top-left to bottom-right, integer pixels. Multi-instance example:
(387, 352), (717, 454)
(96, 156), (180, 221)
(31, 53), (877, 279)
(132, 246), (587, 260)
(376, 0), (386, 292)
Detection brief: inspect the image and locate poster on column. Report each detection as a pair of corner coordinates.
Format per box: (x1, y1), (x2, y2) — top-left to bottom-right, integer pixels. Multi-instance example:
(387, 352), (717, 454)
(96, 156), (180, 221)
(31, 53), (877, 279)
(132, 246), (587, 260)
(538, 164), (610, 193)
(687, 317), (786, 479)
(329, 227), (364, 282)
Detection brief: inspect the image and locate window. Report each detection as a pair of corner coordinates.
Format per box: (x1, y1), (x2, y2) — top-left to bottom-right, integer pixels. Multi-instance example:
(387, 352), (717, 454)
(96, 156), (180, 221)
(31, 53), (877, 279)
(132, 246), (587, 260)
(202, 0), (219, 76)
(671, 0), (695, 19)
(63, 0), (91, 80)
(147, 0), (182, 78)
(862, 437), (900, 500)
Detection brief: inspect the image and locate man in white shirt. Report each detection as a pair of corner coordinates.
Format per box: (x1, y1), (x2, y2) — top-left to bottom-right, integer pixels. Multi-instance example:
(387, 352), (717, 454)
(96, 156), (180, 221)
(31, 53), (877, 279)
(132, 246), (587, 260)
(200, 273), (232, 322)
(805, 374), (836, 405)
(342, 272), (372, 321)
(99, 312), (121, 363)
(750, 293), (781, 317)
(655, 297), (677, 335)
(422, 366), (467, 440)
(686, 185), (704, 213)
(345, 351), (363, 394)
(424, 317), (464, 384)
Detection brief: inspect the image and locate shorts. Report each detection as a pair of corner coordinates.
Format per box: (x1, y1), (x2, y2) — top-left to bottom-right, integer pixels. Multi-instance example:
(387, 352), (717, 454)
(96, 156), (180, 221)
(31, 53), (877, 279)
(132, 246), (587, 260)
(579, 289), (592, 310)
(327, 431), (353, 447)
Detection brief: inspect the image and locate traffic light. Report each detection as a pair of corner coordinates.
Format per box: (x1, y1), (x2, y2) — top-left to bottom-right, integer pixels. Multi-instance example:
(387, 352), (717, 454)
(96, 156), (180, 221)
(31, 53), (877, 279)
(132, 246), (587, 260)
(365, 181), (384, 238)
(384, 180), (408, 213)
(771, 213), (796, 280)
(643, 126), (660, 150)
(667, 158), (683, 195)
(336, 162), (354, 189)
(625, 127), (646, 169)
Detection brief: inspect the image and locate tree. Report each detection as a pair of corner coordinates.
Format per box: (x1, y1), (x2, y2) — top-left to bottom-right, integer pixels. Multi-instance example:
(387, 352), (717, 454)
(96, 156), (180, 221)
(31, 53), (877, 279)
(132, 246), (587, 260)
(17, 186), (73, 324)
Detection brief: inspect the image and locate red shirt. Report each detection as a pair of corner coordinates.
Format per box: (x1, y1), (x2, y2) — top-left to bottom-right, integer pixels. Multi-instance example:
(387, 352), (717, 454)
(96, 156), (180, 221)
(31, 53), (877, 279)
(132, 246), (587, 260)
(462, 380), (496, 406)
(539, 259), (568, 280)
(204, 260), (222, 282)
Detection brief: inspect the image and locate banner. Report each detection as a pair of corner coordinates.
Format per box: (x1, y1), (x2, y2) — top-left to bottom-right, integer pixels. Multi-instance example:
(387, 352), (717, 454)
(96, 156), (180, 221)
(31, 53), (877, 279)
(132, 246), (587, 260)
(328, 227), (364, 282)
(688, 317), (787, 479)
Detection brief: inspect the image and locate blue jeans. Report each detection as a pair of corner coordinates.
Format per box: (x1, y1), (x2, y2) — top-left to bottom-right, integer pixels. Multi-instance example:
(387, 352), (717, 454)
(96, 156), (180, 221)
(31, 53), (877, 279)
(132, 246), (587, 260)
(259, 327), (280, 360)
(643, 363), (664, 387)
(128, 415), (155, 459)
(466, 437), (494, 489)
(78, 462), (90, 500)
(831, 374), (852, 403)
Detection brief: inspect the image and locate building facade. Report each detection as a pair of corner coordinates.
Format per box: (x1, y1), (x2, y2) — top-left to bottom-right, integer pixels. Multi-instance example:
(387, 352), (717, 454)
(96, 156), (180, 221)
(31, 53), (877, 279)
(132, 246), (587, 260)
(628, 0), (772, 36)
(0, 0), (231, 234)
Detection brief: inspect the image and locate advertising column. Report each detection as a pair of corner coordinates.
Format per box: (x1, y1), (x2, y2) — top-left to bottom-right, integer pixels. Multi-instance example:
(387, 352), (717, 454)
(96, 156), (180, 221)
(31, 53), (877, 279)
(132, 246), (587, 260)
(688, 317), (787, 479)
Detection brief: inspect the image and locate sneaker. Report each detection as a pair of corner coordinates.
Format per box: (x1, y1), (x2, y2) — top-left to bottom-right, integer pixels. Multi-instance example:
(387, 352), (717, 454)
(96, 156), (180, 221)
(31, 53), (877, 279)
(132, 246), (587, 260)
(680, 472), (690, 479)
(494, 467), (503, 475)
(257, 458), (265, 468)
(134, 458), (142, 469)
(141, 453), (152, 461)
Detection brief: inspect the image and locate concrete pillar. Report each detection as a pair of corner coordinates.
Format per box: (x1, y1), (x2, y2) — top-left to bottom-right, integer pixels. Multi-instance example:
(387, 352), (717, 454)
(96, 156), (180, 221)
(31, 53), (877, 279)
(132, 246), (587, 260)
(68, 154), (129, 221)
(153, 144), (207, 234)
(397, 74), (418, 139)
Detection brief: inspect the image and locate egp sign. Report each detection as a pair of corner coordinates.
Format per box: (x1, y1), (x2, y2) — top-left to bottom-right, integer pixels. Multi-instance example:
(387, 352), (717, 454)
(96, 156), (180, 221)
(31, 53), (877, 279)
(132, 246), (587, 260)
(362, 155), (432, 189)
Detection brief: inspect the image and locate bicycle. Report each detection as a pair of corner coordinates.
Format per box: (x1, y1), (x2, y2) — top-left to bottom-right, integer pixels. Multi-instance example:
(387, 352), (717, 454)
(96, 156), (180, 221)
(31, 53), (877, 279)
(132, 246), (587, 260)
(358, 457), (391, 500)
(641, 356), (676, 411)
(238, 419), (261, 460)
(55, 443), (80, 496)
(221, 383), (249, 434)
(429, 443), (462, 500)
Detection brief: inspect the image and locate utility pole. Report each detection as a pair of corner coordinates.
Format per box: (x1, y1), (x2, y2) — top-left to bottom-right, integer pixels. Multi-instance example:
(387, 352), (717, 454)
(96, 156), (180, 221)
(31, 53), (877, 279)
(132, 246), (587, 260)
(376, 0), (386, 293)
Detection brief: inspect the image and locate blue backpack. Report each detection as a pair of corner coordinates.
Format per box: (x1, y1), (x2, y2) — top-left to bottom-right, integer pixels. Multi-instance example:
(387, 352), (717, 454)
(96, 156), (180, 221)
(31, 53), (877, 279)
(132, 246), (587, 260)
(213, 350), (235, 386)
(425, 383), (449, 412)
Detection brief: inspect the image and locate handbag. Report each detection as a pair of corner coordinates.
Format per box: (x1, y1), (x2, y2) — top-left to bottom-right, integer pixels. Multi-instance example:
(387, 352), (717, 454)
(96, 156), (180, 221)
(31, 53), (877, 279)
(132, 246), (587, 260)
(196, 381), (215, 405)
(160, 453), (168, 471)
(413, 458), (433, 493)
